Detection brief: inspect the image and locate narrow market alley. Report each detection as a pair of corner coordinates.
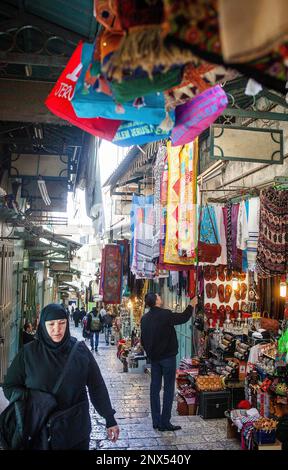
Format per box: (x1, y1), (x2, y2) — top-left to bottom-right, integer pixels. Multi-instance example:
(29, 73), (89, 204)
(70, 323), (240, 451)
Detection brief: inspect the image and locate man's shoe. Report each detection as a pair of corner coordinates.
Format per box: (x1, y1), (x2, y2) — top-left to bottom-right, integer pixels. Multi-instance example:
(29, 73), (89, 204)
(158, 424), (182, 432)
(90, 348), (94, 351)
(153, 425), (159, 430)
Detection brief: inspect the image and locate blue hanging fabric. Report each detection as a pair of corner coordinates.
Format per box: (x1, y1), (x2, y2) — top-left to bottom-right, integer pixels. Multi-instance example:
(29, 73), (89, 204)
(200, 206), (220, 244)
(72, 43), (175, 127)
(112, 121), (171, 146)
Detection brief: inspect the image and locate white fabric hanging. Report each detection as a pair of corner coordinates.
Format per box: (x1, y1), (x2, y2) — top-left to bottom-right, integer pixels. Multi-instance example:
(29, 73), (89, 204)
(246, 197), (260, 270)
(214, 205), (227, 265)
(237, 200), (249, 250)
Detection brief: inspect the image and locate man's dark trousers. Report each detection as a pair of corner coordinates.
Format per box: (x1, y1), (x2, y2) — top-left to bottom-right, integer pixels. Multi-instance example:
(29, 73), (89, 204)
(150, 356), (176, 428)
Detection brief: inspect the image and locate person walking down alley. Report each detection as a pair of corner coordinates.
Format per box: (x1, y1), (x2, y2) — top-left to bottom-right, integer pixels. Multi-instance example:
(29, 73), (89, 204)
(103, 310), (113, 345)
(141, 293), (198, 432)
(73, 307), (82, 328)
(22, 322), (35, 345)
(87, 307), (103, 352)
(2, 303), (119, 450)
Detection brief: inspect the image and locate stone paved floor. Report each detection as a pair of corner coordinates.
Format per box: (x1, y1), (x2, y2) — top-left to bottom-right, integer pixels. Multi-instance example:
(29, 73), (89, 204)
(71, 324), (241, 451)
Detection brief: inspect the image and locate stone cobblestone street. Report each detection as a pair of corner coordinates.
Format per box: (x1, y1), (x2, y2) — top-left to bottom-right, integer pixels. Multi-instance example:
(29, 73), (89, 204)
(71, 324), (241, 451)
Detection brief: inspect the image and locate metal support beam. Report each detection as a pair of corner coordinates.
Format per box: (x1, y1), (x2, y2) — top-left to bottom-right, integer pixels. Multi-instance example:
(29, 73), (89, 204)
(0, 52), (68, 67)
(223, 108), (288, 121)
(0, 12), (83, 45)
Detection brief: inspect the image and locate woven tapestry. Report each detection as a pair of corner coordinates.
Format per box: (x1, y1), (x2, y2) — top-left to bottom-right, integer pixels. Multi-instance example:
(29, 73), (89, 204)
(103, 244), (123, 304)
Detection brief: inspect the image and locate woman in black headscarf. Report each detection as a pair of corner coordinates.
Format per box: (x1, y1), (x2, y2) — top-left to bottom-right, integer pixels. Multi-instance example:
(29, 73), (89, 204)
(3, 303), (119, 450)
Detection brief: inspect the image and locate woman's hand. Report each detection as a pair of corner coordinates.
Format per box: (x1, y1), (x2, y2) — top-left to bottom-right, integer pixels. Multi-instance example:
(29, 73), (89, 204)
(190, 296), (198, 309)
(107, 425), (120, 442)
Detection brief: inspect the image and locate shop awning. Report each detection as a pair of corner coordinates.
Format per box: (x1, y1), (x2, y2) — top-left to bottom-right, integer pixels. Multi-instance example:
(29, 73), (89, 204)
(103, 141), (163, 193)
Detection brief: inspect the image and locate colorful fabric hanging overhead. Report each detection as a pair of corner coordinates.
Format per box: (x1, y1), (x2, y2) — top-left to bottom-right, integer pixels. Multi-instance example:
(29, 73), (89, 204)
(72, 43), (175, 127)
(163, 0), (288, 93)
(218, 0), (288, 63)
(164, 141), (197, 266)
(256, 187), (288, 276)
(94, 0), (122, 32)
(171, 84), (228, 146)
(45, 41), (120, 140)
(164, 61), (236, 111)
(112, 121), (172, 147)
(102, 244), (123, 304)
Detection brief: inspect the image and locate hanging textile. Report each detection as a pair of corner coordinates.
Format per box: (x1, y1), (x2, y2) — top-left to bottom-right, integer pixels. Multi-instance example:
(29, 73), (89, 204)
(164, 61), (237, 111)
(153, 145), (167, 259)
(247, 197), (260, 271)
(102, 244), (123, 304)
(163, 0), (288, 93)
(178, 140), (198, 257)
(131, 195), (156, 279)
(117, 240), (129, 275)
(218, 0), (288, 63)
(231, 203), (243, 272)
(256, 187), (288, 276)
(72, 43), (175, 127)
(188, 269), (196, 298)
(100, 248), (105, 297)
(237, 200), (249, 251)
(171, 85), (228, 146)
(164, 141), (197, 266)
(200, 206), (219, 244)
(225, 203), (233, 271)
(214, 205), (227, 265)
(45, 42), (121, 140)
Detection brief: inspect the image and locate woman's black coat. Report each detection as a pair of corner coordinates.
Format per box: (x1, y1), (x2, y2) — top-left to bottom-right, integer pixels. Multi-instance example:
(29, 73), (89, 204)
(3, 338), (117, 445)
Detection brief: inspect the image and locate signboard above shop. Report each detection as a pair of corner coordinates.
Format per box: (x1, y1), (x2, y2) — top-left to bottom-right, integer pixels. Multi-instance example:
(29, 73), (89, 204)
(210, 124), (284, 164)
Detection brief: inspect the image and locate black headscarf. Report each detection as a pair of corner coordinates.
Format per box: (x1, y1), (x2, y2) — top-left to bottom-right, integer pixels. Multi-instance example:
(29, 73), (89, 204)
(36, 303), (71, 352)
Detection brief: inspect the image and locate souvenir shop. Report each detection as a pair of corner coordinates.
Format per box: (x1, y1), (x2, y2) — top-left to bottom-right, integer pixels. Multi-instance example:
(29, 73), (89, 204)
(43, 0), (288, 450)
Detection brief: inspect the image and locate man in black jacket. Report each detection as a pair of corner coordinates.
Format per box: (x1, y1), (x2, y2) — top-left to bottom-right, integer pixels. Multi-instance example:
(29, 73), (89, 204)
(141, 293), (198, 432)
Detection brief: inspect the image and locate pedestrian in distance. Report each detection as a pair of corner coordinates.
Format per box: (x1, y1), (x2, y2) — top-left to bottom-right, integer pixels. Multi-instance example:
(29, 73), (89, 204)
(2, 303), (119, 450)
(103, 311), (113, 345)
(87, 307), (103, 352)
(73, 307), (82, 328)
(141, 293), (198, 432)
(80, 306), (86, 324)
(22, 322), (35, 345)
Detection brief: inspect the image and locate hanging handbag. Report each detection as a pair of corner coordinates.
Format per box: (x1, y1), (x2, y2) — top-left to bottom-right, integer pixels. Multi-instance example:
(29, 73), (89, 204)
(198, 205), (222, 263)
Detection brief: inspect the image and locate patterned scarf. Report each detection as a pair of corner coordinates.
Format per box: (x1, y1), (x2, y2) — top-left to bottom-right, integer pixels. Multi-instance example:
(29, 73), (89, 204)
(178, 140), (198, 257)
(153, 145), (167, 259)
(164, 141), (197, 266)
(256, 187), (288, 276)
